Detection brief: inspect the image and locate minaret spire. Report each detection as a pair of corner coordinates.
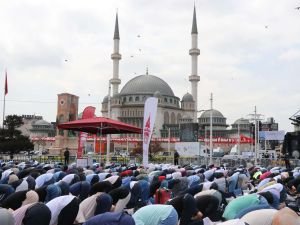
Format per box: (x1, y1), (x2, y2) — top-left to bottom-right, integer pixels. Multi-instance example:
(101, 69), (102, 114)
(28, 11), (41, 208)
(110, 12), (121, 95)
(188, 5), (200, 122)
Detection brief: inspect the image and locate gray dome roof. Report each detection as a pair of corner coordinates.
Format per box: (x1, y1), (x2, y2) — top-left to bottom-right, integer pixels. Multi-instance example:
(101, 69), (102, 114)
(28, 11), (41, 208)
(34, 119), (50, 126)
(200, 109), (224, 118)
(234, 118), (250, 125)
(182, 93), (194, 102)
(120, 74), (174, 96)
(102, 95), (108, 103)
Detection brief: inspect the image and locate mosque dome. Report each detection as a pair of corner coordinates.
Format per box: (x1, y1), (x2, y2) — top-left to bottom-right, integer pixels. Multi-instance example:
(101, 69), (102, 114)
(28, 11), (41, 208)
(120, 74), (175, 96)
(102, 95), (108, 103)
(34, 119), (50, 126)
(182, 93), (194, 102)
(234, 118), (250, 125)
(200, 109), (224, 118)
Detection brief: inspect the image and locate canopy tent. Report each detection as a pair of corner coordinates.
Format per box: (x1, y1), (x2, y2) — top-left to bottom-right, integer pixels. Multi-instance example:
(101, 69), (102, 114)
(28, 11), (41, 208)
(57, 117), (142, 135)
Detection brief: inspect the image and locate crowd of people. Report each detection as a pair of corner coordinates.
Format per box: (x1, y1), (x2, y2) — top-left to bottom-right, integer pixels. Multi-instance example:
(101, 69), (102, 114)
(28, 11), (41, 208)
(0, 159), (299, 225)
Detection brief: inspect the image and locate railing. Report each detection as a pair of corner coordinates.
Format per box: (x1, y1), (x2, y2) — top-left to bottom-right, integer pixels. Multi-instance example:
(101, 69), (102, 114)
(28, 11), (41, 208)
(1, 154), (299, 169)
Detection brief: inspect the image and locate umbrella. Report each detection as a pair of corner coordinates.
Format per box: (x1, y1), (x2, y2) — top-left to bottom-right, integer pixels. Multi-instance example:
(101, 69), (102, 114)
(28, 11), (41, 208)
(57, 117), (142, 135)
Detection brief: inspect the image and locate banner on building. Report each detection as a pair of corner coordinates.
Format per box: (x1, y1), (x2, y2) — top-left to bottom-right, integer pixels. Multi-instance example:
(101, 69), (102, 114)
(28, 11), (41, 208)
(142, 97), (158, 167)
(77, 106), (96, 158)
(259, 130), (285, 141)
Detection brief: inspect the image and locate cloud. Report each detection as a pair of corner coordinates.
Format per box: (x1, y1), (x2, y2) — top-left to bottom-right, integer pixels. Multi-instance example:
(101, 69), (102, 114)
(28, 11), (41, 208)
(279, 49), (300, 61)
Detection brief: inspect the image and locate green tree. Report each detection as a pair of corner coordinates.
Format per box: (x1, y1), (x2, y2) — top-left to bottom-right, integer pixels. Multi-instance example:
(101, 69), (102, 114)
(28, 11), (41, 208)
(0, 115), (33, 157)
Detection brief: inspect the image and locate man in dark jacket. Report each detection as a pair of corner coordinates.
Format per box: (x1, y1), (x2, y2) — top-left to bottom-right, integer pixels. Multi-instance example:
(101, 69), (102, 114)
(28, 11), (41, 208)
(64, 148), (70, 165)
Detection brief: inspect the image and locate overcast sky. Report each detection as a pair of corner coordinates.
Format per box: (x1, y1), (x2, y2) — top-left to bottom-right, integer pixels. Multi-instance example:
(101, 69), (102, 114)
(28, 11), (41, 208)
(0, 0), (299, 132)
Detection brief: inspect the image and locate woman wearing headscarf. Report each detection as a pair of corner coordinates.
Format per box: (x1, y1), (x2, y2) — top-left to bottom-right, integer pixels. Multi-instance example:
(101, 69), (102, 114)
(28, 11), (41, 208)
(222, 193), (272, 220)
(35, 173), (55, 188)
(0, 208), (15, 225)
(89, 181), (113, 195)
(104, 175), (122, 189)
(133, 204), (178, 225)
(61, 173), (80, 185)
(109, 186), (131, 213)
(1, 190), (39, 210)
(13, 202), (51, 225)
(94, 193), (113, 215)
(83, 211), (135, 225)
(75, 191), (104, 223)
(70, 181), (91, 202)
(46, 195), (79, 225)
(167, 193), (203, 225)
(0, 184), (15, 204)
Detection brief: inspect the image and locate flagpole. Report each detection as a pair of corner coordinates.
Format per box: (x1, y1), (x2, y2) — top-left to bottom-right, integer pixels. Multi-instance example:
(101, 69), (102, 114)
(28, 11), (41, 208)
(2, 90), (5, 129)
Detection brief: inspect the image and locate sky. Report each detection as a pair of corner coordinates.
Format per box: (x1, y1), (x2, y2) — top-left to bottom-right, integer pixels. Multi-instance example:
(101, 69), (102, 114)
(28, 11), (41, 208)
(0, 0), (299, 132)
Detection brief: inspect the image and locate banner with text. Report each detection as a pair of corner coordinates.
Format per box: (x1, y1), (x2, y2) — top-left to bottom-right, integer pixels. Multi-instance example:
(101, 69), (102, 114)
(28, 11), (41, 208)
(142, 97), (158, 167)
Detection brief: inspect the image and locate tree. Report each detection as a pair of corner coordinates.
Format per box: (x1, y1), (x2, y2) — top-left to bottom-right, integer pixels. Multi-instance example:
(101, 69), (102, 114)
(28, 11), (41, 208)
(0, 115), (33, 157)
(4, 115), (23, 138)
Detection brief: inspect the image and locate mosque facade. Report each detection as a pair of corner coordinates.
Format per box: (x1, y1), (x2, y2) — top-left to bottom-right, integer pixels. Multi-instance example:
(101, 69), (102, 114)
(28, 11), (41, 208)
(101, 7), (200, 139)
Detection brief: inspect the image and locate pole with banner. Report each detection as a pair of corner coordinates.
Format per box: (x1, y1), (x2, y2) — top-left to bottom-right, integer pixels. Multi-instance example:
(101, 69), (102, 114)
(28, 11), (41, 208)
(2, 70), (8, 129)
(143, 97), (158, 167)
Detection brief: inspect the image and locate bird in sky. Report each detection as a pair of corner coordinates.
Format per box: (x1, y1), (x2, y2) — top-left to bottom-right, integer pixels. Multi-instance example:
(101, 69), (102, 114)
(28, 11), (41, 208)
(139, 49), (141, 52)
(130, 55), (134, 58)
(295, 6), (300, 10)
(137, 35), (141, 38)
(65, 59), (68, 62)
(265, 25), (268, 29)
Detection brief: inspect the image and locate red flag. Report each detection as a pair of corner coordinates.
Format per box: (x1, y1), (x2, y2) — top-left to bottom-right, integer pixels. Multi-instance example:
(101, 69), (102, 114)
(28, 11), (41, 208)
(4, 71), (8, 95)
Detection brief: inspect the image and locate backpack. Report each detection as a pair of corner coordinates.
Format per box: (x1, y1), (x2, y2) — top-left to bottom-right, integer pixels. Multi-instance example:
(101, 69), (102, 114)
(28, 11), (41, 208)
(154, 188), (171, 204)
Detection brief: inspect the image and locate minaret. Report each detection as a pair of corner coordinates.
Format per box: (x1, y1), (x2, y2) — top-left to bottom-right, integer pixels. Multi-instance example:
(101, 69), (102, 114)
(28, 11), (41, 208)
(110, 13), (121, 95)
(188, 5), (200, 122)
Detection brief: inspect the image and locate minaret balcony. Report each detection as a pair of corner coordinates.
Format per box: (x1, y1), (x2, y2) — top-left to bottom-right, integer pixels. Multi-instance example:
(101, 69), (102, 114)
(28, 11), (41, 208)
(189, 49), (200, 55)
(189, 75), (200, 82)
(111, 53), (122, 60)
(110, 78), (121, 85)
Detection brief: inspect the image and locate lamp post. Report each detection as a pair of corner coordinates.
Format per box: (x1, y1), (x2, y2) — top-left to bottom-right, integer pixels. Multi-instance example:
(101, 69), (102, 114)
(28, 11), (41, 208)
(209, 93), (213, 165)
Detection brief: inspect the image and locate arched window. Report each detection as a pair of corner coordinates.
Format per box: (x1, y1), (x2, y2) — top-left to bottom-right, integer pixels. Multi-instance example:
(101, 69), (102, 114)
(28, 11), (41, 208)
(164, 98), (168, 102)
(135, 96), (139, 101)
(164, 112), (169, 124)
(171, 112), (176, 124)
(129, 97), (133, 102)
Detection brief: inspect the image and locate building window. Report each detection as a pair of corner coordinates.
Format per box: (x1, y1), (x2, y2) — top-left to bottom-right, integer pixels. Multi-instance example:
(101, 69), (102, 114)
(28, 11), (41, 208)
(129, 97), (133, 102)
(135, 96), (139, 101)
(170, 99), (173, 103)
(164, 98), (168, 102)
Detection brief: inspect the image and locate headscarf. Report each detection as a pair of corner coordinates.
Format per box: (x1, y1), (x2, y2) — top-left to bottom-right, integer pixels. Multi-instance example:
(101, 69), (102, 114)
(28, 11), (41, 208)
(1, 190), (38, 210)
(90, 181), (112, 195)
(22, 202), (51, 225)
(109, 187), (131, 213)
(0, 208), (15, 225)
(75, 192), (103, 223)
(70, 181), (91, 202)
(240, 208), (277, 225)
(83, 212), (135, 225)
(46, 195), (77, 225)
(35, 173), (54, 188)
(0, 184), (15, 204)
(272, 207), (300, 225)
(94, 193), (113, 215)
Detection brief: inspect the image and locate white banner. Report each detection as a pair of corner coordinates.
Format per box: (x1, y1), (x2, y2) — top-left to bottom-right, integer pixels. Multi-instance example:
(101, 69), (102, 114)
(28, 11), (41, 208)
(143, 97), (158, 167)
(259, 130), (285, 141)
(175, 142), (201, 157)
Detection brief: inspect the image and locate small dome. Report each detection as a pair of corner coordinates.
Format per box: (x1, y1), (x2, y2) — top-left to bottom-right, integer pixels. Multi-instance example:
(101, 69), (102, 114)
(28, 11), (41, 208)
(34, 119), (50, 126)
(234, 118), (250, 125)
(200, 109), (224, 118)
(182, 93), (194, 102)
(120, 74), (175, 96)
(102, 95), (108, 103)
(154, 91), (162, 98)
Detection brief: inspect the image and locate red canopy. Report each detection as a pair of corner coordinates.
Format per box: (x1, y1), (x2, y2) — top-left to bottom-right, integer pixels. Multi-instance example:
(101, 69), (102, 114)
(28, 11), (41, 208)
(57, 117), (142, 135)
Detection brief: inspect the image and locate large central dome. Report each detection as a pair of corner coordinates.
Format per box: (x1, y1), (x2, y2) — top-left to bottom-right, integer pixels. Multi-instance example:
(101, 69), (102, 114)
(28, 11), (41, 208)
(120, 74), (175, 96)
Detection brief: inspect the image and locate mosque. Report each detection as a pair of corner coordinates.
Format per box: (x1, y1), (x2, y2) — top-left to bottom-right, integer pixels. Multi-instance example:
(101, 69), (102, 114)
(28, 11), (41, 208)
(101, 7), (200, 140)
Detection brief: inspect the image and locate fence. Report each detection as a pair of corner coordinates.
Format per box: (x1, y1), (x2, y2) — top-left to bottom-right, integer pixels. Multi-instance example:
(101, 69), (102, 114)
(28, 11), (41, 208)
(1, 154), (300, 169)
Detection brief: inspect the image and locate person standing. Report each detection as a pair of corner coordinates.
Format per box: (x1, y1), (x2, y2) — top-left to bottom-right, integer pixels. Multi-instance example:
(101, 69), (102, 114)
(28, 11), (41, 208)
(64, 148), (70, 165)
(174, 150), (180, 165)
